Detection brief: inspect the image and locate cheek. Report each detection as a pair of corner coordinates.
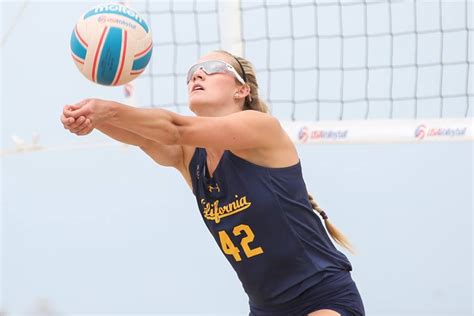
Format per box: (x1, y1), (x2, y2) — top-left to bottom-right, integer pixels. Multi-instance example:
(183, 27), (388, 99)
(212, 80), (235, 99)
(215, 88), (233, 101)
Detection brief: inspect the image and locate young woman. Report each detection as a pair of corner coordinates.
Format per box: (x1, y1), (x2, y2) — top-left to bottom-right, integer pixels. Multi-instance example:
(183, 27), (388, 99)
(61, 50), (365, 316)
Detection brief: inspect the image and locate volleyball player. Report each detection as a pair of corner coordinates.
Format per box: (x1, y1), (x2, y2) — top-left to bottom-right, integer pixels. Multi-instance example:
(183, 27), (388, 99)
(60, 50), (365, 316)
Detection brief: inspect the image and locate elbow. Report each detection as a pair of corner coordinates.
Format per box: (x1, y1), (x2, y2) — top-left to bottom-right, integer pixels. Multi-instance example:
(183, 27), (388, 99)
(159, 120), (181, 145)
(163, 130), (180, 145)
(154, 111), (188, 145)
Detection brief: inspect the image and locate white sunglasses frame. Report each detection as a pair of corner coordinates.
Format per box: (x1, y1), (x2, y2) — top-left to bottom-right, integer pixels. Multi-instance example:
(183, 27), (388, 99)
(186, 60), (246, 85)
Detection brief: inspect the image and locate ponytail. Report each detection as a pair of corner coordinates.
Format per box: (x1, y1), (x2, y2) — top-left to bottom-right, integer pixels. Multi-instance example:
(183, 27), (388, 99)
(308, 193), (356, 255)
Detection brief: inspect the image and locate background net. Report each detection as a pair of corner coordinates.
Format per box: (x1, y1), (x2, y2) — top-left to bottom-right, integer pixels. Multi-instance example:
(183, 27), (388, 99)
(134, 0), (472, 122)
(1, 0), (472, 157)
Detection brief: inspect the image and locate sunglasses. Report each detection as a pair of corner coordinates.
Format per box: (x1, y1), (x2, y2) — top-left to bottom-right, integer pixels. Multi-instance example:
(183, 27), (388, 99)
(186, 60), (246, 85)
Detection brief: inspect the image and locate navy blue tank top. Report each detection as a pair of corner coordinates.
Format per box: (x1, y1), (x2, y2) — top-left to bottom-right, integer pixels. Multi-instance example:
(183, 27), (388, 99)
(189, 148), (352, 307)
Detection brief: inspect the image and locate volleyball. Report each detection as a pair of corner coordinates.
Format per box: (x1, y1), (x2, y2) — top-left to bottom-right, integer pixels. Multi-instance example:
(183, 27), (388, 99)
(70, 3), (153, 86)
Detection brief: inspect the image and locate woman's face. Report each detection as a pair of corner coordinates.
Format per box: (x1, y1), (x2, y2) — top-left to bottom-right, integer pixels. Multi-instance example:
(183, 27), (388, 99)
(187, 52), (243, 115)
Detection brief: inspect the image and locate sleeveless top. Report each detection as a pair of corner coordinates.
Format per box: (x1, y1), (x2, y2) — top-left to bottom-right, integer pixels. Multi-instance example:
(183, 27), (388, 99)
(189, 148), (352, 307)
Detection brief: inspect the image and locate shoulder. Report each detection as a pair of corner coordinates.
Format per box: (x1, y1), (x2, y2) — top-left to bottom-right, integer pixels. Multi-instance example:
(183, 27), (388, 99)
(230, 112), (299, 168)
(229, 110), (280, 126)
(174, 110), (286, 151)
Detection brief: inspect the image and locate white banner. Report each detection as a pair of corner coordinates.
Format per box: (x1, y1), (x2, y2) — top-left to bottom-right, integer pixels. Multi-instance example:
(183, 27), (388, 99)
(282, 118), (474, 144)
(2, 119), (473, 157)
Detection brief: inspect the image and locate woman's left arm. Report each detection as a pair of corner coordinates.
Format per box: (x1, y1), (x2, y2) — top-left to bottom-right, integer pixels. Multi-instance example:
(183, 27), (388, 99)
(64, 98), (287, 151)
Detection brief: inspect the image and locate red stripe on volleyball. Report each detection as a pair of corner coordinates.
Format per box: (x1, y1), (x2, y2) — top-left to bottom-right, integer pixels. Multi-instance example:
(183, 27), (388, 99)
(71, 53), (84, 64)
(92, 26), (108, 83)
(113, 30), (127, 86)
(130, 69), (145, 75)
(75, 26), (88, 48)
(134, 42), (152, 58)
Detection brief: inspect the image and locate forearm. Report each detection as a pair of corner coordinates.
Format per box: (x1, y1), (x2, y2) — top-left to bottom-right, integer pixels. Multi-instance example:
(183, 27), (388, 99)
(96, 123), (151, 147)
(107, 101), (180, 145)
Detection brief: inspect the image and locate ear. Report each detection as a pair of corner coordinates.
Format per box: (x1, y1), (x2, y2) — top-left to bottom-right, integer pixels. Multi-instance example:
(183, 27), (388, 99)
(236, 84), (250, 99)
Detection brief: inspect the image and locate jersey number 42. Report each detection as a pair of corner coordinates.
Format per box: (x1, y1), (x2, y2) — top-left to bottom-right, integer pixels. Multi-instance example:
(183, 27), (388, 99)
(218, 224), (264, 262)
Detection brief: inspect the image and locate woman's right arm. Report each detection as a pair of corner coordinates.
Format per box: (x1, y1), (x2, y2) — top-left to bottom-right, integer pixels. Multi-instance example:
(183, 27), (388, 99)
(98, 124), (190, 177)
(97, 123), (150, 147)
(61, 111), (192, 187)
(61, 109), (151, 147)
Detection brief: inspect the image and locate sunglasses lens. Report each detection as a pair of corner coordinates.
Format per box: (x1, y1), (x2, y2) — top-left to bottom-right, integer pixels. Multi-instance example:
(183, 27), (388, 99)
(206, 61), (226, 73)
(187, 64), (199, 83)
(187, 61), (240, 83)
(187, 61), (225, 83)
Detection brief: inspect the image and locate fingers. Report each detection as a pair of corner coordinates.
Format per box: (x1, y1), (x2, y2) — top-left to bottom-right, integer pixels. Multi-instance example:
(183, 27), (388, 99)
(66, 99), (89, 111)
(61, 100), (94, 137)
(69, 116), (89, 133)
(62, 105), (79, 121)
(69, 103), (85, 111)
(63, 104), (76, 117)
(71, 119), (94, 136)
(64, 106), (86, 119)
(75, 118), (91, 134)
(76, 119), (93, 136)
(61, 99), (98, 136)
(61, 113), (89, 132)
(60, 113), (74, 127)
(64, 99), (91, 119)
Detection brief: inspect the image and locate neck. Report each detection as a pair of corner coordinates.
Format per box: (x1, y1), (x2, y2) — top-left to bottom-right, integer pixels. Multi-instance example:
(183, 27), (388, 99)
(206, 148), (225, 159)
(193, 101), (242, 117)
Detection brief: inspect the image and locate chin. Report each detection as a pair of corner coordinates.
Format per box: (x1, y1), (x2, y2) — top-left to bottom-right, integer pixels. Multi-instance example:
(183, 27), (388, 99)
(188, 97), (200, 111)
(189, 98), (206, 115)
(190, 95), (211, 107)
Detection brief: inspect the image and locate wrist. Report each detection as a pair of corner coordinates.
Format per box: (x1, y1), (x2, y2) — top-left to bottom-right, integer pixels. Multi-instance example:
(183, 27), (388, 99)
(104, 100), (120, 125)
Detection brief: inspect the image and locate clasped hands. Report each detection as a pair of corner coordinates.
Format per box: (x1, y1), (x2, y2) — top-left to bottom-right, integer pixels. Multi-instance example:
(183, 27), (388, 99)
(61, 98), (112, 135)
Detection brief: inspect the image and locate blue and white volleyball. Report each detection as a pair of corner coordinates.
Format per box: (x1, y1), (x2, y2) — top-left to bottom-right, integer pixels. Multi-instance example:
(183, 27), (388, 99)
(70, 3), (153, 86)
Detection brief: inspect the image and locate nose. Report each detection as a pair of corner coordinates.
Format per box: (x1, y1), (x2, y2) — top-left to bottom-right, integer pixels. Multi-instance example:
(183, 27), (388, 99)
(191, 67), (206, 82)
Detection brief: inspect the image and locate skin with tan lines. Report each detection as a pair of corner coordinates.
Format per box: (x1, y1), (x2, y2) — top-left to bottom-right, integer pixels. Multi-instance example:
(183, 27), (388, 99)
(61, 51), (343, 316)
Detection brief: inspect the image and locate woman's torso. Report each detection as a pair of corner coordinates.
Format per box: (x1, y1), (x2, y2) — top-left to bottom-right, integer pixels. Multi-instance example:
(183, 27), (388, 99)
(188, 148), (352, 307)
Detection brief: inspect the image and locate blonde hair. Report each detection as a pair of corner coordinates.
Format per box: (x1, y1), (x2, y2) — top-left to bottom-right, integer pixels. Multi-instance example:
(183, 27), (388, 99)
(214, 50), (269, 113)
(308, 193), (357, 255)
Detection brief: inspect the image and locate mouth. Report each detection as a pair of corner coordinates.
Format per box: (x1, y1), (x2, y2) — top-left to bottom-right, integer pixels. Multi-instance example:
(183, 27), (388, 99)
(192, 84), (204, 92)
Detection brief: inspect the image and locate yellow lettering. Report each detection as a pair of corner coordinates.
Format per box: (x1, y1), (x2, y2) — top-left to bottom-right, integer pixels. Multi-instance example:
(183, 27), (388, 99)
(233, 224), (264, 258)
(218, 224), (264, 262)
(218, 230), (241, 261)
(201, 195), (252, 223)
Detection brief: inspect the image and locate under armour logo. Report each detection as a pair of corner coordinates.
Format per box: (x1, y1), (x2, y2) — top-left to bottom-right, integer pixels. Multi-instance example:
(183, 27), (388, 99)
(208, 184), (221, 192)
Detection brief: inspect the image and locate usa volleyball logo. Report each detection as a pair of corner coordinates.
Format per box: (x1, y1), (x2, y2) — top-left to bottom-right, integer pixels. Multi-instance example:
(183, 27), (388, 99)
(415, 124), (426, 139)
(414, 123), (467, 140)
(297, 126), (348, 143)
(298, 127), (310, 143)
